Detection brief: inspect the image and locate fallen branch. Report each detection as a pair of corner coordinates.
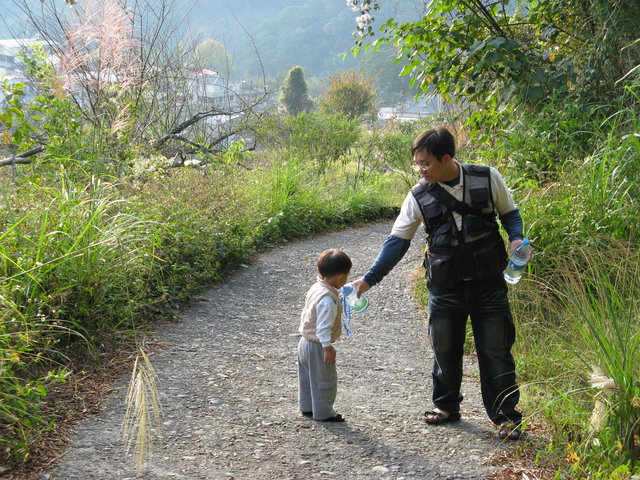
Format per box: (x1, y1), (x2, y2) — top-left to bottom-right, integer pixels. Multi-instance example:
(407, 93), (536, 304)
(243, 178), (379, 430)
(0, 146), (45, 167)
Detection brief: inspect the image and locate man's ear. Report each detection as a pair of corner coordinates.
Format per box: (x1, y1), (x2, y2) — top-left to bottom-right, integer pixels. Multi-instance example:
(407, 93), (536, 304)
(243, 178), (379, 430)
(441, 153), (453, 164)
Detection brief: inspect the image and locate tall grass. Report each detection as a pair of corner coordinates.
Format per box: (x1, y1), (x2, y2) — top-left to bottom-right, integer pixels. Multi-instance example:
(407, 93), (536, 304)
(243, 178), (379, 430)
(1, 127), (406, 464)
(549, 242), (639, 470)
(0, 174), (158, 457)
(504, 90), (640, 476)
(122, 349), (161, 474)
(512, 241), (640, 477)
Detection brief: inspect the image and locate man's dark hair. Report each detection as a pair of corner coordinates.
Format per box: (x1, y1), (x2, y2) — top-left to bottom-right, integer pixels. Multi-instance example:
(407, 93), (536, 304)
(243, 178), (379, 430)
(411, 126), (456, 160)
(317, 249), (352, 277)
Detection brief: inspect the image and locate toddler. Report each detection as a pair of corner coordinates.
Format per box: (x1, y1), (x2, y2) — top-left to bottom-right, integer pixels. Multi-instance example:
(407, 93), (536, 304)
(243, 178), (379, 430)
(297, 249), (351, 422)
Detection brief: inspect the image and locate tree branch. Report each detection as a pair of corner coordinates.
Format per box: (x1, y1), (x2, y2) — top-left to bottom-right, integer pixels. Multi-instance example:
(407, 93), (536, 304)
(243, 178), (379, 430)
(0, 146), (45, 167)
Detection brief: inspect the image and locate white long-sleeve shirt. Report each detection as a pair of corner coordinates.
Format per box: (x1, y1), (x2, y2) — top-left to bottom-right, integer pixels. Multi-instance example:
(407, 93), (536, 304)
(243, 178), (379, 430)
(315, 296), (339, 347)
(391, 162), (517, 240)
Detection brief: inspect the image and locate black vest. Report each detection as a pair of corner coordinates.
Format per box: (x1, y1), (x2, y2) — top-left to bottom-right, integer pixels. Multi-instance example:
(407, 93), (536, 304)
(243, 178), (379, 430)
(411, 164), (508, 287)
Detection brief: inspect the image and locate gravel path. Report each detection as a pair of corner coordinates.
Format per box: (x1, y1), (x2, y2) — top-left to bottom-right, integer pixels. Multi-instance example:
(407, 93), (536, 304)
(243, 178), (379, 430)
(49, 220), (516, 480)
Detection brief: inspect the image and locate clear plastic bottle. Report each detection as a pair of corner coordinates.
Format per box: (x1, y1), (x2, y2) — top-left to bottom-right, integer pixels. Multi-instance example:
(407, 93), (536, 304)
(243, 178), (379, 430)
(503, 238), (532, 284)
(339, 285), (368, 313)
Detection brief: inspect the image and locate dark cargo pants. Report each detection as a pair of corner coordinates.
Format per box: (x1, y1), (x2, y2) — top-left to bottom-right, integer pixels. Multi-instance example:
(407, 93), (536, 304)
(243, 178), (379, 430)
(427, 275), (522, 425)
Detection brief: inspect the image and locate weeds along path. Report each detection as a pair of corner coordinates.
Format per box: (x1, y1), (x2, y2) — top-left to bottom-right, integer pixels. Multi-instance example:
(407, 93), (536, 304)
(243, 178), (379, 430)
(50, 220), (516, 480)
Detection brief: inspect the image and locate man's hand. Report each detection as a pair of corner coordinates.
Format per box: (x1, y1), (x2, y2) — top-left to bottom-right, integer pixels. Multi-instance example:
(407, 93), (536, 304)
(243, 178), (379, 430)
(323, 346), (336, 364)
(350, 278), (371, 298)
(509, 239), (533, 261)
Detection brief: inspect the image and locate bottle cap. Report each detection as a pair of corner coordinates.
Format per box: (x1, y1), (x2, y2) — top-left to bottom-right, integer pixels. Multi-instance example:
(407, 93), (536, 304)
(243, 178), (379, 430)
(340, 285), (354, 296)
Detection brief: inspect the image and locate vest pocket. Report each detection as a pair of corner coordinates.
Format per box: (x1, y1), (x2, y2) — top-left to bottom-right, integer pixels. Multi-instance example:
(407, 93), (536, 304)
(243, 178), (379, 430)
(469, 187), (489, 208)
(472, 240), (508, 280)
(464, 215), (485, 237)
(425, 251), (457, 288)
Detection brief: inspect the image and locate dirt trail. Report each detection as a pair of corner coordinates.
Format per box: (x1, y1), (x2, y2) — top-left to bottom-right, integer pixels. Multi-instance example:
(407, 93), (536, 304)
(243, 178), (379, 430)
(49, 221), (516, 480)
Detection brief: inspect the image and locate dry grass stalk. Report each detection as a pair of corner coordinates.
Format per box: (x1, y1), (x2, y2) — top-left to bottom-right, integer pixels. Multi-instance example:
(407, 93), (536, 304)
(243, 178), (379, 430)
(121, 349), (162, 474)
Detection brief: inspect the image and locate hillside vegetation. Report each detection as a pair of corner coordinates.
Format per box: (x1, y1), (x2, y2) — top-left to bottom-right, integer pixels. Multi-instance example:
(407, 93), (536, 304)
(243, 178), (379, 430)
(1, 0), (639, 478)
(351, 0), (639, 477)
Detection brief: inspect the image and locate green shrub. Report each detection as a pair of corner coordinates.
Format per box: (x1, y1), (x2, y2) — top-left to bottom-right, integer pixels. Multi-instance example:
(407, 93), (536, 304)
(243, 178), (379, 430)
(285, 112), (361, 171)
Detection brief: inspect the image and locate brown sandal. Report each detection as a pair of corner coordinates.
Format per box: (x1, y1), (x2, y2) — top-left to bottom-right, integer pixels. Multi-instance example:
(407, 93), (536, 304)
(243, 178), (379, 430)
(423, 409), (461, 425)
(498, 421), (523, 440)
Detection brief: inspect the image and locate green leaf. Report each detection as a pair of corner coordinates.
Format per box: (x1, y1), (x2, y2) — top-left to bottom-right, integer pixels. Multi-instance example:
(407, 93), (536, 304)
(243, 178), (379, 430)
(482, 51), (501, 65)
(532, 69), (547, 83)
(469, 40), (486, 55)
(0, 114), (13, 128)
(526, 86), (545, 100)
(400, 64), (413, 76)
(487, 37), (507, 48)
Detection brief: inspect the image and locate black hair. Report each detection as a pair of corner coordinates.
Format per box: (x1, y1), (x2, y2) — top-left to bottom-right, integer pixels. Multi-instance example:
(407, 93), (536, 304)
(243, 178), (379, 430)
(411, 126), (456, 160)
(317, 249), (352, 277)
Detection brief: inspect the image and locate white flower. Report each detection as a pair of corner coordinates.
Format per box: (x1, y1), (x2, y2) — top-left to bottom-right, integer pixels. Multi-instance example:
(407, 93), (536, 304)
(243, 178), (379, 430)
(356, 13), (372, 29)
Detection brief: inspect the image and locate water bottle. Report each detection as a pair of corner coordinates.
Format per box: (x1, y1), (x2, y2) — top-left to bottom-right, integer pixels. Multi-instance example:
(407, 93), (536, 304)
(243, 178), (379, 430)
(503, 238), (531, 284)
(339, 285), (368, 337)
(339, 285), (368, 313)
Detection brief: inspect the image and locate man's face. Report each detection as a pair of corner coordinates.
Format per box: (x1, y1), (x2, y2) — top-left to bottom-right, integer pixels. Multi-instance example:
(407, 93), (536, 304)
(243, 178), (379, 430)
(413, 150), (449, 184)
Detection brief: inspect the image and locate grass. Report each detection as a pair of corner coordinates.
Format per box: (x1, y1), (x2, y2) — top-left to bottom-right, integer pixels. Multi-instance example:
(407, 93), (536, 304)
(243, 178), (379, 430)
(0, 144), (405, 466)
(122, 349), (161, 474)
(510, 239), (640, 477)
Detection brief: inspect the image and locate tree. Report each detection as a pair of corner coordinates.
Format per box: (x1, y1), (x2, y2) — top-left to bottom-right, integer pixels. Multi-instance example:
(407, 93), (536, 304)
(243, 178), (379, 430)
(193, 39), (233, 76)
(360, 43), (413, 105)
(348, 0), (640, 109)
(9, 0), (272, 169)
(319, 70), (377, 121)
(280, 66), (313, 115)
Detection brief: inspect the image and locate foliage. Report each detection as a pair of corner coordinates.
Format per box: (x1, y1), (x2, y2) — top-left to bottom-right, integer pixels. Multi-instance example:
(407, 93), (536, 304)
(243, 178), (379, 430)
(350, 0), (640, 136)
(494, 84), (639, 477)
(11, 0), (271, 175)
(508, 92), (640, 270)
(252, 110), (361, 170)
(284, 111), (361, 171)
(193, 39), (233, 76)
(0, 78), (34, 147)
(1, 43), (81, 153)
(510, 241), (640, 477)
(359, 42), (415, 104)
(0, 119), (404, 463)
(280, 66), (314, 116)
(319, 70), (378, 121)
(0, 175), (155, 458)
(16, 45), (83, 156)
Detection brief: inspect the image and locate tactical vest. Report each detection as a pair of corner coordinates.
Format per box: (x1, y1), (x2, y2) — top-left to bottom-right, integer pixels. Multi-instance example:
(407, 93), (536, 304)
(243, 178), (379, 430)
(411, 163), (508, 288)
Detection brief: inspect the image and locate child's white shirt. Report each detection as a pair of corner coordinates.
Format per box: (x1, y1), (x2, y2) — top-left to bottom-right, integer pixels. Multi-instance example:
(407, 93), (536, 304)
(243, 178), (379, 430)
(315, 295), (338, 348)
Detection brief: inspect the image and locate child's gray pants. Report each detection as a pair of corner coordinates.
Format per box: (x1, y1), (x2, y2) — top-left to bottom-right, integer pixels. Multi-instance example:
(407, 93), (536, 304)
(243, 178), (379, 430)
(297, 337), (337, 420)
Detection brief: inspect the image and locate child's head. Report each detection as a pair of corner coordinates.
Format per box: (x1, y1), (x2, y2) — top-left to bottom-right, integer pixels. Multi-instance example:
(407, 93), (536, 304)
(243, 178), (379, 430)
(317, 249), (352, 288)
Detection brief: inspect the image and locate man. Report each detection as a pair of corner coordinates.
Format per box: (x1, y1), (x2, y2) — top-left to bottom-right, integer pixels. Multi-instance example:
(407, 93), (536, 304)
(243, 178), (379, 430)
(351, 126), (529, 440)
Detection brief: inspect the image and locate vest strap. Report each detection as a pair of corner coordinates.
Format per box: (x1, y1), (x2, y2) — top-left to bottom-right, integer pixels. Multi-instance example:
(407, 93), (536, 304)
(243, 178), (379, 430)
(425, 182), (484, 216)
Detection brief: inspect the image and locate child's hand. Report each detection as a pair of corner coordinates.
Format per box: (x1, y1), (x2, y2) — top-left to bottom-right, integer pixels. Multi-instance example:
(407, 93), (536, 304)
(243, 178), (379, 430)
(323, 346), (336, 364)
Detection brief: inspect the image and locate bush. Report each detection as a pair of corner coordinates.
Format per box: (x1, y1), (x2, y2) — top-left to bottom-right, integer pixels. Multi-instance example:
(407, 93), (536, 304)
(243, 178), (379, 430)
(0, 139), (404, 461)
(285, 112), (361, 171)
